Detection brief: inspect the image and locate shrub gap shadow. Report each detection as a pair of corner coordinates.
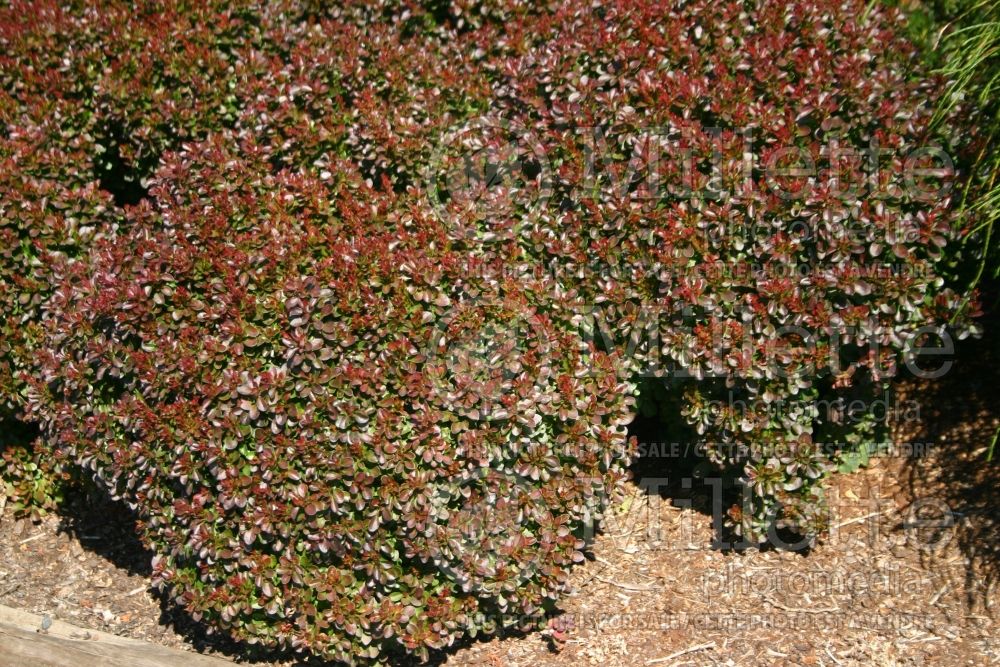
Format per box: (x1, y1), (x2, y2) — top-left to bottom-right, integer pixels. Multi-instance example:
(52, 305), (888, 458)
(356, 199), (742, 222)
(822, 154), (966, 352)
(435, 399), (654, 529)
(898, 295), (1000, 611)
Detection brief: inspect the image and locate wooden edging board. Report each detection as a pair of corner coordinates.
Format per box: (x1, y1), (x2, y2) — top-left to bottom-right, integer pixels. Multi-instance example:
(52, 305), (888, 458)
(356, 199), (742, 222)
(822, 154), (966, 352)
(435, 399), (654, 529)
(0, 604), (236, 667)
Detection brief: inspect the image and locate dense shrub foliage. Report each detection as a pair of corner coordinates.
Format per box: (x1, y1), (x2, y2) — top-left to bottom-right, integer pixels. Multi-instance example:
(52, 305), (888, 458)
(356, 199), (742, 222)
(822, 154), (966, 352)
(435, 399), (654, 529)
(473, 0), (982, 539)
(0, 0), (981, 663)
(30, 137), (632, 661)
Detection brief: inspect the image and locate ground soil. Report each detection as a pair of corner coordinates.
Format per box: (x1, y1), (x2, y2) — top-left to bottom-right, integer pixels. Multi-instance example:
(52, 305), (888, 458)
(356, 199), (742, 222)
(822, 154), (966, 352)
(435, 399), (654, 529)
(1, 336), (998, 666)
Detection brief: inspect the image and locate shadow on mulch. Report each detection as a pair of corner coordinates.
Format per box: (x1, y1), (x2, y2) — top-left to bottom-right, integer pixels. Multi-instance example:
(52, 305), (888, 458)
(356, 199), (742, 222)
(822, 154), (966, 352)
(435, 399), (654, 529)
(50, 483), (545, 667)
(56, 489), (152, 578)
(625, 304), (1000, 570)
(896, 302), (1000, 609)
(626, 400), (813, 555)
(50, 486), (301, 664)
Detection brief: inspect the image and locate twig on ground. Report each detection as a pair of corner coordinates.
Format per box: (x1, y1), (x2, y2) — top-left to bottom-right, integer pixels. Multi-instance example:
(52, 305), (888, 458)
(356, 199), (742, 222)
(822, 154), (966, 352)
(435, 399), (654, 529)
(646, 641), (716, 664)
(594, 556), (658, 580)
(763, 596), (839, 613)
(929, 583), (951, 605)
(831, 506), (896, 530)
(897, 634), (943, 644)
(594, 574), (659, 592)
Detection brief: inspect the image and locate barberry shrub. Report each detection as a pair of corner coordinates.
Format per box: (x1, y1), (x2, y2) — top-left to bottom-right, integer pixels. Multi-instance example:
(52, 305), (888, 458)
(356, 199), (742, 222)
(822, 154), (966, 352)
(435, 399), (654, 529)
(0, 0), (495, 513)
(4, 0), (982, 664)
(29, 136), (633, 662)
(455, 0), (981, 540)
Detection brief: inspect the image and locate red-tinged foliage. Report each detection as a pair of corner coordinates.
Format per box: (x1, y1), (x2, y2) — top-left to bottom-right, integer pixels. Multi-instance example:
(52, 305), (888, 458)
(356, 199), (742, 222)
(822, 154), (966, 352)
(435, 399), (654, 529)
(0, 0), (982, 663)
(28, 135), (632, 663)
(457, 0), (980, 538)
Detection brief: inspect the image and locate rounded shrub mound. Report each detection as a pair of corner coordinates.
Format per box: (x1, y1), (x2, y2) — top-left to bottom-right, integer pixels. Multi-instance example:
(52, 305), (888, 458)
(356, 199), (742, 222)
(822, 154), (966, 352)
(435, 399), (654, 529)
(463, 0), (980, 540)
(29, 135), (632, 663)
(0, 0), (495, 514)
